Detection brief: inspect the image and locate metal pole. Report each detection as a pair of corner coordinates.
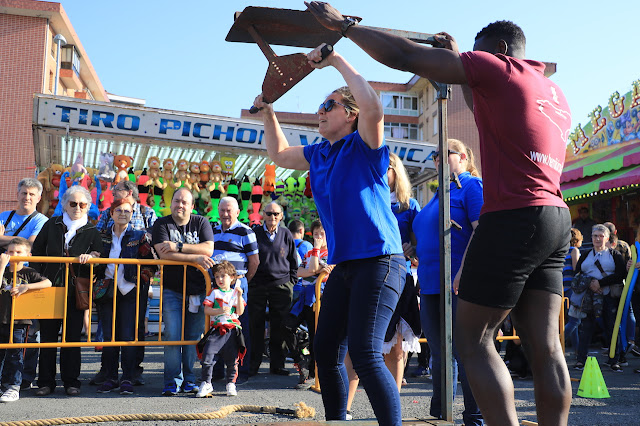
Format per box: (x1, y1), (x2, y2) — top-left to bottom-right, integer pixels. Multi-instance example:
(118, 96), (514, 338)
(432, 80), (453, 422)
(53, 34), (66, 95)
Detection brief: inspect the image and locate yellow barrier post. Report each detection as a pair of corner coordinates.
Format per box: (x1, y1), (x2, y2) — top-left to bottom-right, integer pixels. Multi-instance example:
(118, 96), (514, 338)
(310, 271), (327, 394)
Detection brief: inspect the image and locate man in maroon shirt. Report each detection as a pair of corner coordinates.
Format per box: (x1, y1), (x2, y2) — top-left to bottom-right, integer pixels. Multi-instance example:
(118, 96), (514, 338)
(307, 3), (572, 425)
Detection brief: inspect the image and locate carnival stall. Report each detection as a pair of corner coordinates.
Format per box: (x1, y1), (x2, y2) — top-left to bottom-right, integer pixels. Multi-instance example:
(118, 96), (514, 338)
(562, 79), (640, 241)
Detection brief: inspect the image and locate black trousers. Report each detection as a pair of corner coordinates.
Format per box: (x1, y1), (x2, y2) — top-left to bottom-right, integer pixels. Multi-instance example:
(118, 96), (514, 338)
(38, 304), (84, 389)
(248, 281), (293, 372)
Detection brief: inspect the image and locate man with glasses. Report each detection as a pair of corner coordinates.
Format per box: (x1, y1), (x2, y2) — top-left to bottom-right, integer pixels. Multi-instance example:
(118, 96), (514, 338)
(0, 178), (49, 391)
(92, 179), (157, 387)
(95, 180), (157, 234)
(248, 202), (298, 377)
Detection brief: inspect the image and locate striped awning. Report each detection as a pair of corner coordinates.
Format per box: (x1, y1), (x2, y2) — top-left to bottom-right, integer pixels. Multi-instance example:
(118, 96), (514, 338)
(562, 143), (640, 184)
(561, 163), (640, 201)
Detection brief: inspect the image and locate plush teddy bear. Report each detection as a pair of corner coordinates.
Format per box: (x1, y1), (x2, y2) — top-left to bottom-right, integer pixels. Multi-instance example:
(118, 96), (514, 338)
(174, 158), (190, 189)
(209, 160), (224, 184)
(113, 155), (133, 184)
(36, 163), (64, 216)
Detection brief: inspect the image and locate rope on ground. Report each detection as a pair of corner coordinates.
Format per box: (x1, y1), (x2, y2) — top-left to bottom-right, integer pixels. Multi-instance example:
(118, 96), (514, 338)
(0, 402), (315, 426)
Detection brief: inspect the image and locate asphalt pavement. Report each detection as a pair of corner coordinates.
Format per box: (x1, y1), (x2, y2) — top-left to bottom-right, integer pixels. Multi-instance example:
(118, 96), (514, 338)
(1, 343), (639, 425)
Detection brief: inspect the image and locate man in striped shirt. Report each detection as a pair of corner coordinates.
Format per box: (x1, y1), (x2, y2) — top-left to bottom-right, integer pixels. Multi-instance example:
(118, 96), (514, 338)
(212, 197), (259, 382)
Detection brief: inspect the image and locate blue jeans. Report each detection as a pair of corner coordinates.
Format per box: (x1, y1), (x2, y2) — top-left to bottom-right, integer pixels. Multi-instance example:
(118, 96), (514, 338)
(420, 294), (483, 425)
(162, 288), (205, 388)
(314, 254), (406, 425)
(0, 325), (27, 392)
(578, 294), (620, 364)
(97, 289), (139, 382)
(564, 316), (581, 357)
(22, 322), (39, 384)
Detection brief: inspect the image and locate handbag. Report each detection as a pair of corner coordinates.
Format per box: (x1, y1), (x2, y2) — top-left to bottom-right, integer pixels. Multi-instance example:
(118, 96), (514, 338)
(93, 278), (114, 301)
(65, 248), (94, 310)
(594, 257), (624, 298)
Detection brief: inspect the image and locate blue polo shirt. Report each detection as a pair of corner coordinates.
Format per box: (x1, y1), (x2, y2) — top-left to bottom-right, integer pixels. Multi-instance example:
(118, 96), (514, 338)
(413, 171), (483, 294)
(393, 198), (421, 270)
(303, 131), (402, 264)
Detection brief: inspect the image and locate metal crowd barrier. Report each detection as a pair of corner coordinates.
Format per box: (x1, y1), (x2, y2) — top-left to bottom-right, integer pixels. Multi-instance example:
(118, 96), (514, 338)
(0, 256), (211, 349)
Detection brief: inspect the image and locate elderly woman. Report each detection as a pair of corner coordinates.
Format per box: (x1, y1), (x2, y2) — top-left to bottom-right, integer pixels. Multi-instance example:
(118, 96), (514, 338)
(31, 185), (102, 396)
(254, 45), (405, 424)
(574, 224), (626, 372)
(95, 197), (155, 395)
(410, 139), (484, 425)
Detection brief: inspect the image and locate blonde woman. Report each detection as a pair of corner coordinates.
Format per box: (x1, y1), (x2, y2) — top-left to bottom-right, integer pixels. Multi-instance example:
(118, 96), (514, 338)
(408, 139), (484, 425)
(383, 153), (421, 391)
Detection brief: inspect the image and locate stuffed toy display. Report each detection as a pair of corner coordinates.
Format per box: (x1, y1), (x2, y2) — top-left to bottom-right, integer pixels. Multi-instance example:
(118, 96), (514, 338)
(34, 154), (318, 226)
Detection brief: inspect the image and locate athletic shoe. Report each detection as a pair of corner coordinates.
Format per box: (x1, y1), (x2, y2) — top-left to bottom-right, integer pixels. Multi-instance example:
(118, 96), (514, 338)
(634, 368), (640, 374)
(0, 389), (19, 402)
(20, 380), (32, 391)
(195, 382), (213, 398)
(97, 380), (119, 393)
(181, 381), (199, 393)
(226, 382), (237, 396)
(294, 363), (309, 385)
(628, 344), (640, 357)
(162, 383), (178, 396)
(345, 410), (353, 421)
(610, 363), (623, 373)
(119, 380), (134, 395)
(619, 357), (629, 366)
(573, 362), (585, 370)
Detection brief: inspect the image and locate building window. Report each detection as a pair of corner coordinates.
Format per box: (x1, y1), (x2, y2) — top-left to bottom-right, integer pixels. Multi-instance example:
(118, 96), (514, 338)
(48, 71), (54, 93)
(385, 122), (420, 140)
(432, 113), (438, 135)
(381, 93), (419, 117)
(60, 45), (81, 76)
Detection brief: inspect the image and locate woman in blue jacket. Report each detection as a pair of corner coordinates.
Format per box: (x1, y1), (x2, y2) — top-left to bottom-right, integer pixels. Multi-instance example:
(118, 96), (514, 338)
(253, 44), (405, 425)
(94, 197), (155, 395)
(410, 139), (484, 425)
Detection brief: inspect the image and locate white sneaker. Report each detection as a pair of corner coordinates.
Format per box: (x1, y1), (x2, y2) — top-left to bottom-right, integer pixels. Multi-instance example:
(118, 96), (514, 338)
(226, 382), (237, 396)
(0, 389), (19, 402)
(195, 382), (213, 398)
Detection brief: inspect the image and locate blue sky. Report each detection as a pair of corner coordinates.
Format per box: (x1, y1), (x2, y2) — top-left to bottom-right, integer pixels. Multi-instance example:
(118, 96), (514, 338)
(60, 0), (638, 135)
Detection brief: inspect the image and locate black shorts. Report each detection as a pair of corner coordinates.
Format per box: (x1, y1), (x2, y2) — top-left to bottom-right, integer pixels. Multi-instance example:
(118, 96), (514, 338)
(458, 206), (570, 309)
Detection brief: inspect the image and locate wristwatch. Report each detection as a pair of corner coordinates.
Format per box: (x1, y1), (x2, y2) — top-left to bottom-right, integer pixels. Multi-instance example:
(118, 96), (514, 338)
(341, 17), (358, 37)
(177, 241), (183, 253)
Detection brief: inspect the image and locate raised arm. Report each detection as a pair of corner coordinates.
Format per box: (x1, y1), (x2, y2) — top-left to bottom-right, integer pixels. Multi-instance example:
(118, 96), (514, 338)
(305, 2), (468, 85)
(253, 97), (310, 171)
(308, 46), (384, 149)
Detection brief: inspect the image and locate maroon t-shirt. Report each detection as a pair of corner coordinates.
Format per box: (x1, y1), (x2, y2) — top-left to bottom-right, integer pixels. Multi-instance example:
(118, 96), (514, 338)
(460, 51), (571, 215)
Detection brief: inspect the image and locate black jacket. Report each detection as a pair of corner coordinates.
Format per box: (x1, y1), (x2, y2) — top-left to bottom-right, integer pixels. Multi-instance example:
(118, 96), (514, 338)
(31, 215), (104, 286)
(574, 248), (626, 289)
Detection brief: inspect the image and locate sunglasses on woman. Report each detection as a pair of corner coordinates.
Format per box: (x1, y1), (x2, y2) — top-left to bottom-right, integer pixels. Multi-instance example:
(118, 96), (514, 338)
(68, 201), (88, 209)
(431, 149), (462, 160)
(318, 99), (350, 113)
